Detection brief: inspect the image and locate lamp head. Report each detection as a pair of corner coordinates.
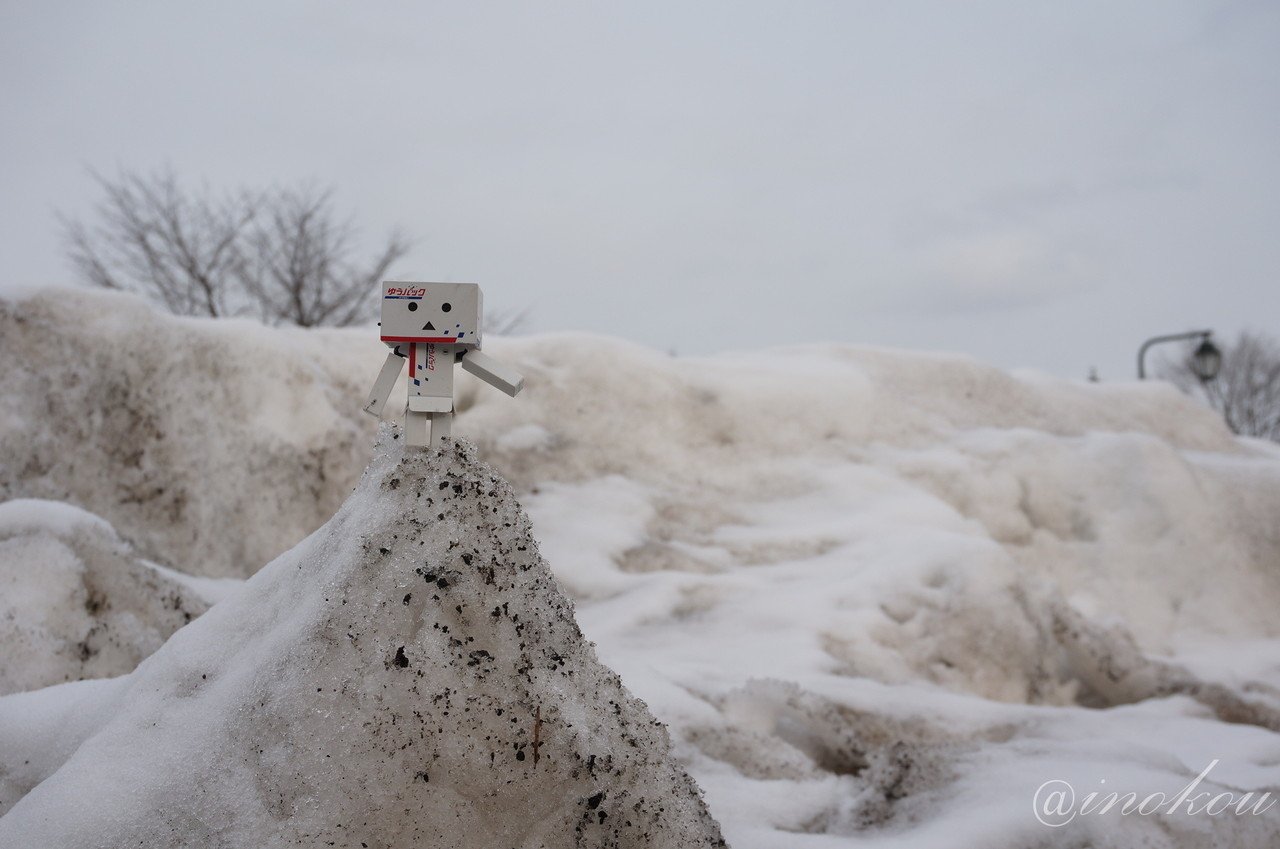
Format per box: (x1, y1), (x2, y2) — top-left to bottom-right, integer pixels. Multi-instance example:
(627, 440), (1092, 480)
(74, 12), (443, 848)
(1191, 337), (1222, 382)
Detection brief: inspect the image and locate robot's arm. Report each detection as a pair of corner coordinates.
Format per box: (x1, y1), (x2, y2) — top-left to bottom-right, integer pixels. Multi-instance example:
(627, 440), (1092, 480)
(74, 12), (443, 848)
(363, 349), (406, 417)
(460, 349), (524, 397)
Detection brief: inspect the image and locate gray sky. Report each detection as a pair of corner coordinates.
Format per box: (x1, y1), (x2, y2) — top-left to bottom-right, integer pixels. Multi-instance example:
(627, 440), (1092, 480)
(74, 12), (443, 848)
(2, 1), (1277, 379)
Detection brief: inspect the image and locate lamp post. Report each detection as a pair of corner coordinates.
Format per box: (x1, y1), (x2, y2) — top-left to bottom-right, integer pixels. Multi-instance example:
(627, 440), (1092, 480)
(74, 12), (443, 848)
(1137, 329), (1222, 381)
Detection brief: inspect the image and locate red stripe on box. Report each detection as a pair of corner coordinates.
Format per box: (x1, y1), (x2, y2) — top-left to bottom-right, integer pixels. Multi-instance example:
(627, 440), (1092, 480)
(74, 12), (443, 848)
(382, 336), (457, 343)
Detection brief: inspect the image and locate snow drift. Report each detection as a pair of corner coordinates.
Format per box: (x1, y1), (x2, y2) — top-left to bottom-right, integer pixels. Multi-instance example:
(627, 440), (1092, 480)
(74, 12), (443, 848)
(0, 290), (376, 578)
(0, 498), (227, 695)
(4, 287), (1280, 847)
(0, 432), (724, 848)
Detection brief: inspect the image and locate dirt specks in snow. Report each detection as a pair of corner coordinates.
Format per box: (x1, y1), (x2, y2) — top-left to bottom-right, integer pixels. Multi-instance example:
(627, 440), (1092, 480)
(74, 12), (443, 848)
(0, 432), (726, 849)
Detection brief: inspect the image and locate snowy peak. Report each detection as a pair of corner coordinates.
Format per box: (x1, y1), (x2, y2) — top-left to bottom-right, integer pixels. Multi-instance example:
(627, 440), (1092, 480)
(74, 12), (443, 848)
(0, 430), (725, 848)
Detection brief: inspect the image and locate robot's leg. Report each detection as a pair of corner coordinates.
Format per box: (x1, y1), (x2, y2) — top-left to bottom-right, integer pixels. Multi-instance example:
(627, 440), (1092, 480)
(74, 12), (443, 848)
(429, 411), (453, 443)
(405, 409), (430, 447)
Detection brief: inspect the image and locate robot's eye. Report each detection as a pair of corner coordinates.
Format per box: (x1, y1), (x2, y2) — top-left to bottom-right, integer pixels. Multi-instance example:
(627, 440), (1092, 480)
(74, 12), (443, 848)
(407, 302), (418, 312)
(441, 302), (452, 313)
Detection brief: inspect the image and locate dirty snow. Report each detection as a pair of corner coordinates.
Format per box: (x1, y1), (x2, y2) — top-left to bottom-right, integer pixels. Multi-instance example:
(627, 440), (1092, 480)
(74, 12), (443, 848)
(0, 291), (374, 577)
(0, 498), (214, 695)
(0, 434), (725, 848)
(3, 287), (1280, 846)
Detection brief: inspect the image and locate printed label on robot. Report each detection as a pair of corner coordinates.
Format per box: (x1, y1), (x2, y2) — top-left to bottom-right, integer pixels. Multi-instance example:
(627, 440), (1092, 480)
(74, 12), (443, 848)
(385, 286), (426, 299)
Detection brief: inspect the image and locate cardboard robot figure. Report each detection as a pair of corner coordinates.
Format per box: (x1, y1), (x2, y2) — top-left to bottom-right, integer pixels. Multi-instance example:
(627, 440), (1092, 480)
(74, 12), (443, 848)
(363, 281), (524, 446)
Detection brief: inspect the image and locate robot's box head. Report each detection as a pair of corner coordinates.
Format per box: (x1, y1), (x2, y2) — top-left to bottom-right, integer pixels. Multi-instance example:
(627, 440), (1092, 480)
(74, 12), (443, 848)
(380, 281), (483, 347)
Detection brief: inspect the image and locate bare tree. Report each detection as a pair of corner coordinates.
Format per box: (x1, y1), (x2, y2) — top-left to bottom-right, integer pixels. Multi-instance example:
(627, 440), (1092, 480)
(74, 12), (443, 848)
(62, 169), (257, 318)
(243, 185), (409, 327)
(61, 169), (409, 326)
(1160, 330), (1280, 442)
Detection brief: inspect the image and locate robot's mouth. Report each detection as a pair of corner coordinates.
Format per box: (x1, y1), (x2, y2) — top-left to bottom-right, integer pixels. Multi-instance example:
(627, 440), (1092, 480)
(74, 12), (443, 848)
(423, 322), (436, 331)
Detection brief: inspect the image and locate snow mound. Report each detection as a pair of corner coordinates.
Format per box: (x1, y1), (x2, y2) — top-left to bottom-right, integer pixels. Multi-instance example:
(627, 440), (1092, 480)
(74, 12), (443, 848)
(7, 287), (1280, 846)
(0, 430), (725, 848)
(0, 287), (1252, 586)
(0, 288), (378, 578)
(0, 498), (217, 695)
(684, 677), (1280, 848)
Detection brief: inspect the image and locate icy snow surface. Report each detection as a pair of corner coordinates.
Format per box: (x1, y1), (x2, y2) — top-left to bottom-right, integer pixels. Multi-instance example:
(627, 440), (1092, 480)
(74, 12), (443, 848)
(3, 287), (1280, 847)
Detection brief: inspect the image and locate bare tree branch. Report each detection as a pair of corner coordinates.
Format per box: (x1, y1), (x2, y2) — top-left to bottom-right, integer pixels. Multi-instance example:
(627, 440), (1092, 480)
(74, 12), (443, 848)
(1158, 330), (1280, 443)
(60, 168), (261, 318)
(60, 170), (411, 327)
(238, 184), (412, 327)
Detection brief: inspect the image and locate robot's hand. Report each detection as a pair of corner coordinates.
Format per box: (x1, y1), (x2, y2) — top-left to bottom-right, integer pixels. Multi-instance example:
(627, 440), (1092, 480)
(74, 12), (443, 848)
(364, 350), (406, 417)
(461, 349), (524, 397)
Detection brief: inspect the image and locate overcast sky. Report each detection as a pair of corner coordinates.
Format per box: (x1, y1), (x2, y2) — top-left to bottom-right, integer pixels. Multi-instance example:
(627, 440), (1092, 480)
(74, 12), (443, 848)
(2, 1), (1277, 378)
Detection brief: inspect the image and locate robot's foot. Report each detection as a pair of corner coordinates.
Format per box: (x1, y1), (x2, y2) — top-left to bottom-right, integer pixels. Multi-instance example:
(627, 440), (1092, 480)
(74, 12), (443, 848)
(429, 411), (453, 443)
(405, 410), (430, 447)
(405, 410), (453, 447)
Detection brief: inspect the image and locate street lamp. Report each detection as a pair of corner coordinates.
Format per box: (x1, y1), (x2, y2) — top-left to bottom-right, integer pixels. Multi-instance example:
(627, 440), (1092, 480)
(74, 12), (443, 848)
(1137, 329), (1221, 381)
(1189, 337), (1223, 382)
